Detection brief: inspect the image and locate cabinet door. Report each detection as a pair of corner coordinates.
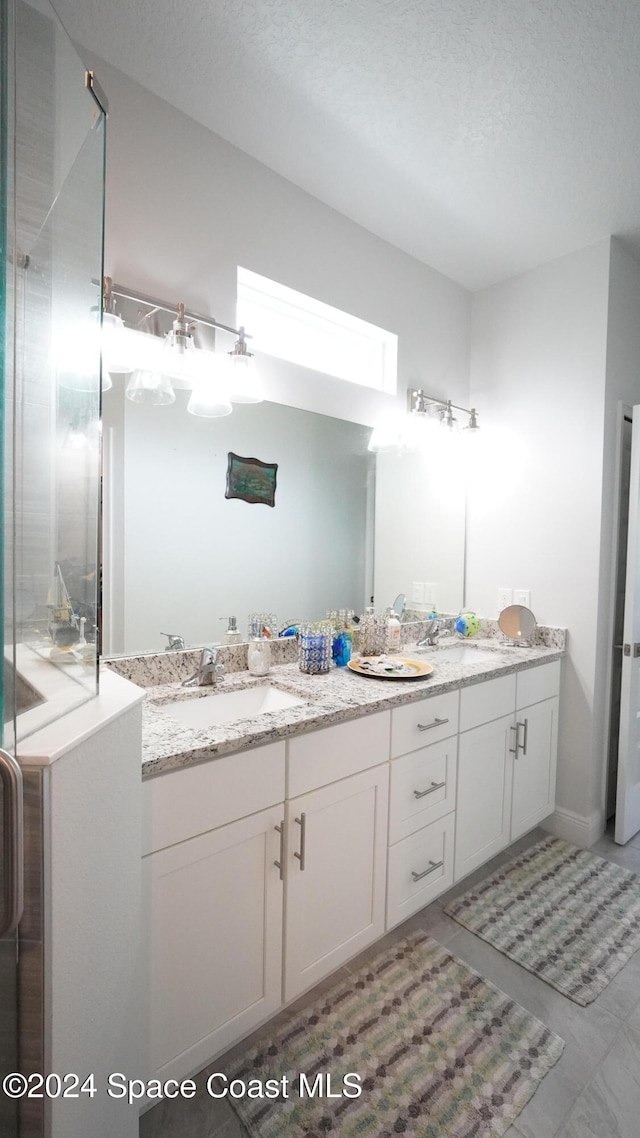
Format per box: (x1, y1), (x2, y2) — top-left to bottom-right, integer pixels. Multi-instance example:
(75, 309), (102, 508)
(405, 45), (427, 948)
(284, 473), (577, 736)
(455, 714), (514, 882)
(284, 765), (388, 1002)
(511, 696), (558, 840)
(145, 804), (284, 1081)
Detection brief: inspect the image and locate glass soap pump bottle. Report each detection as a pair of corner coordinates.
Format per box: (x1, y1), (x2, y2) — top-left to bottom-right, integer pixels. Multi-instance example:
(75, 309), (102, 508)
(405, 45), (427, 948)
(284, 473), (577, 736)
(220, 616), (242, 644)
(386, 606), (401, 653)
(247, 637), (271, 676)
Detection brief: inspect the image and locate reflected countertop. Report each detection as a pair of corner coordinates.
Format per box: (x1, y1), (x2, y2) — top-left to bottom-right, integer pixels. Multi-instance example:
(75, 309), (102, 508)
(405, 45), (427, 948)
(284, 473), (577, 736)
(140, 636), (564, 779)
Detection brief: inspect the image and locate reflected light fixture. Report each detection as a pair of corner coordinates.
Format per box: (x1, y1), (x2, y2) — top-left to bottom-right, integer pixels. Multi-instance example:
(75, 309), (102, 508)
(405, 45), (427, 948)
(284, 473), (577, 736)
(368, 388), (480, 453)
(227, 327), (264, 403)
(100, 277), (263, 418)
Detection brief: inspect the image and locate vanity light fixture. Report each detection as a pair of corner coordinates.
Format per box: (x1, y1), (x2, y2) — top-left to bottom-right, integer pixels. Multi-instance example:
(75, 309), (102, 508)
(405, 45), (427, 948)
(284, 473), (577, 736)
(99, 277), (263, 417)
(368, 389), (480, 453)
(407, 388), (480, 432)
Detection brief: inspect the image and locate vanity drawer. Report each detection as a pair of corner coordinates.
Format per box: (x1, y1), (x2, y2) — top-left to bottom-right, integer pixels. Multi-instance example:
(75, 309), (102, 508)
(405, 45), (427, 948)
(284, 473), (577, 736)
(288, 712), (390, 797)
(389, 738), (457, 843)
(390, 691), (458, 758)
(459, 673), (516, 733)
(386, 813), (455, 929)
(516, 659), (561, 709)
(142, 741), (286, 855)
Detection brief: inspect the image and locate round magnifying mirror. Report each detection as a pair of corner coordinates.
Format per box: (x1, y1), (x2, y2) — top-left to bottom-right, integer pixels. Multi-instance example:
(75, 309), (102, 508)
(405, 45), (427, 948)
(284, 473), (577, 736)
(498, 604), (537, 644)
(392, 593), (407, 620)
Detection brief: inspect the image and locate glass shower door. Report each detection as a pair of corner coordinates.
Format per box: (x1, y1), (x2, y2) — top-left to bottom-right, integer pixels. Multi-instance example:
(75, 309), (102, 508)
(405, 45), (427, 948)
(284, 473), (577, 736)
(1, 0), (20, 1130)
(1, 1), (106, 1132)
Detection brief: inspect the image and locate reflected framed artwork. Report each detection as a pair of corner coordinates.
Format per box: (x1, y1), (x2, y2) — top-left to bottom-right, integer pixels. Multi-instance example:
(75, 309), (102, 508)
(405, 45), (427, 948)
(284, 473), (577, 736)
(225, 452), (278, 507)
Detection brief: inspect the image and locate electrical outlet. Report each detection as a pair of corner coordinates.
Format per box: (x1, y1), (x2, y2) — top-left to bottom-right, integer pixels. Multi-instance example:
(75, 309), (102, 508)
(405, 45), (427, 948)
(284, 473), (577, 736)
(411, 581), (425, 604)
(514, 589), (531, 608)
(497, 587), (513, 612)
(423, 582), (436, 608)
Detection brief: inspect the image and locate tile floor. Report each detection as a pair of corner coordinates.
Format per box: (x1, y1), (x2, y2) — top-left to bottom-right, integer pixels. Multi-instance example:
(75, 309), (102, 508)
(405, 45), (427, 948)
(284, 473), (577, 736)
(140, 824), (640, 1138)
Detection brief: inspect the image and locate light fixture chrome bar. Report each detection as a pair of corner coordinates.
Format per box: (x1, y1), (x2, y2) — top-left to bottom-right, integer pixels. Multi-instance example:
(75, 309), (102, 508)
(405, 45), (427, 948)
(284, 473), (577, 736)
(103, 278), (251, 340)
(407, 387), (479, 428)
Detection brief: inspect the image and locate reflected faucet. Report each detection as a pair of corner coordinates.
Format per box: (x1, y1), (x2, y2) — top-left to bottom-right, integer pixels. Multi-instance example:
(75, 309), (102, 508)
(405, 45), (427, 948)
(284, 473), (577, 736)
(416, 617), (455, 648)
(182, 647), (225, 687)
(162, 632), (186, 651)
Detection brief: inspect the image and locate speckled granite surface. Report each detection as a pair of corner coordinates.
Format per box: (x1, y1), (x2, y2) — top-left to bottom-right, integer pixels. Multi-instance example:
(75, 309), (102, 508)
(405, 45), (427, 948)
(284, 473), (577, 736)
(136, 633), (565, 779)
(104, 621), (566, 688)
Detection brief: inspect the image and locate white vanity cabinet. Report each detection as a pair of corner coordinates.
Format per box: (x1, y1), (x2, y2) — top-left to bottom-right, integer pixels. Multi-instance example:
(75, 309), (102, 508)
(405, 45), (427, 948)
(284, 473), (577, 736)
(455, 661), (560, 881)
(284, 713), (390, 1001)
(141, 656), (562, 1083)
(386, 692), (458, 928)
(142, 742), (286, 1081)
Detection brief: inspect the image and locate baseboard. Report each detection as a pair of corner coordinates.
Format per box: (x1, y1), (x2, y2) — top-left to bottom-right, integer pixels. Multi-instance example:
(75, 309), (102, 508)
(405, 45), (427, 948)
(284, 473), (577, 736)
(542, 807), (603, 849)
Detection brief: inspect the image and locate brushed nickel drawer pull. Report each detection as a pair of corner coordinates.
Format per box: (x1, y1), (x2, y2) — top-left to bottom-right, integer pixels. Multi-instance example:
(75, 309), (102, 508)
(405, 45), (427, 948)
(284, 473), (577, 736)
(509, 723), (519, 756)
(274, 821), (284, 880)
(417, 717), (449, 732)
(411, 858), (443, 882)
(413, 779), (446, 799)
(294, 813), (306, 871)
(518, 718), (529, 756)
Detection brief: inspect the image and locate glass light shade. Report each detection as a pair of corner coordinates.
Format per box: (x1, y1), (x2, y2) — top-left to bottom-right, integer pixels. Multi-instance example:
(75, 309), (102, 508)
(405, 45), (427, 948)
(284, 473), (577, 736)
(54, 317), (110, 393)
(367, 412), (406, 453)
(125, 368), (175, 406)
(102, 312), (135, 374)
(160, 328), (200, 389)
(228, 351), (263, 404)
(187, 356), (232, 417)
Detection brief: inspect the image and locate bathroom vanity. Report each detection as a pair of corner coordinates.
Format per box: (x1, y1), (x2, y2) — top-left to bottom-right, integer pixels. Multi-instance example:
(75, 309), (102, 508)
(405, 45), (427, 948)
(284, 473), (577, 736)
(128, 635), (563, 1084)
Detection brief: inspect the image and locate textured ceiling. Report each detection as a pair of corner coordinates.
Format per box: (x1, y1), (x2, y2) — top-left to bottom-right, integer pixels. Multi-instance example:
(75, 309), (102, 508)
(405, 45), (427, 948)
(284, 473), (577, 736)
(52, 0), (640, 289)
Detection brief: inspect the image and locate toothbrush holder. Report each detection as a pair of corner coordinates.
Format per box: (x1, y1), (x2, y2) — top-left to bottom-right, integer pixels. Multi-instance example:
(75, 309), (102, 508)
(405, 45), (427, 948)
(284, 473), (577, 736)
(298, 623), (332, 675)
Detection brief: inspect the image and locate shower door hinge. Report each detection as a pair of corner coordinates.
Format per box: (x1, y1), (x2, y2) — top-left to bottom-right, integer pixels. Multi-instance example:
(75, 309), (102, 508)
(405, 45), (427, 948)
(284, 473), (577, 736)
(85, 70), (109, 116)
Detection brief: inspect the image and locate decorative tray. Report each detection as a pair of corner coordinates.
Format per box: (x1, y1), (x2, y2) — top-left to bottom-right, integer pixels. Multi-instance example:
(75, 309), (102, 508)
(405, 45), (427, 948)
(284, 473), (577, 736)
(347, 655), (434, 680)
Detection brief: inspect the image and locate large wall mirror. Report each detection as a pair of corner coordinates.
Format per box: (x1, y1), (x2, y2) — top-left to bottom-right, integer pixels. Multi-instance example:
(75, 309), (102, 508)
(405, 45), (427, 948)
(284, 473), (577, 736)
(102, 386), (466, 656)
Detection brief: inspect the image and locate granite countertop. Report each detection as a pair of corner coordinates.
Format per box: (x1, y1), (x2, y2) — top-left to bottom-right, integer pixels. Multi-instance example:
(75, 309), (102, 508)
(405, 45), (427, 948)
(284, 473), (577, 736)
(140, 636), (564, 779)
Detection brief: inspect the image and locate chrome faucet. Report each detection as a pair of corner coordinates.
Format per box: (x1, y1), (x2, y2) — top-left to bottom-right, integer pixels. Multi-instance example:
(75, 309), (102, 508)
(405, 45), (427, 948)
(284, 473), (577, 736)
(181, 647), (225, 687)
(416, 617), (455, 648)
(162, 632), (186, 651)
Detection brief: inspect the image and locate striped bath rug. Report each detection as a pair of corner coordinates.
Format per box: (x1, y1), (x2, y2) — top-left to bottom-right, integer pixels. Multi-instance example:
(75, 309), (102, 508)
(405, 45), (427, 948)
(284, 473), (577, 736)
(218, 931), (563, 1138)
(444, 835), (640, 1006)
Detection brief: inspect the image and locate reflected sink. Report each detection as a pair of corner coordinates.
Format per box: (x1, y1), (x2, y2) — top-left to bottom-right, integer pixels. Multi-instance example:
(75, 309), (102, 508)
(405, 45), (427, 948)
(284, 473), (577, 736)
(162, 684), (308, 730)
(428, 645), (497, 664)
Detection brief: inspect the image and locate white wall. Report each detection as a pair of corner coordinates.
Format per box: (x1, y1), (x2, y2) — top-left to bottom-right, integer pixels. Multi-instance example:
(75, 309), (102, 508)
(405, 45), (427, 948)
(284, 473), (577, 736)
(92, 57), (471, 428)
(467, 240), (612, 839)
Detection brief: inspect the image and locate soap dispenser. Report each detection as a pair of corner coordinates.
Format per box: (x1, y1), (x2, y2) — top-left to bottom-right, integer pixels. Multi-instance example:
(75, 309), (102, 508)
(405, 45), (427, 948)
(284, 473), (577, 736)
(247, 637), (271, 676)
(220, 616), (242, 644)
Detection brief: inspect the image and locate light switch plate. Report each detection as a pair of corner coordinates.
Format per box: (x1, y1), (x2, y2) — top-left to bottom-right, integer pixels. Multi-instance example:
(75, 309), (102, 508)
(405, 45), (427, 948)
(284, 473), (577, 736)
(497, 587), (513, 612)
(412, 581), (425, 604)
(514, 589), (531, 608)
(423, 582), (436, 607)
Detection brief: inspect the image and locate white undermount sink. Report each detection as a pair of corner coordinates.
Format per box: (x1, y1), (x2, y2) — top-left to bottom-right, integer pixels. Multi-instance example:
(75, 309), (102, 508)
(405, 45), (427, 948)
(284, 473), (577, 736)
(428, 644), (497, 664)
(162, 684), (308, 730)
